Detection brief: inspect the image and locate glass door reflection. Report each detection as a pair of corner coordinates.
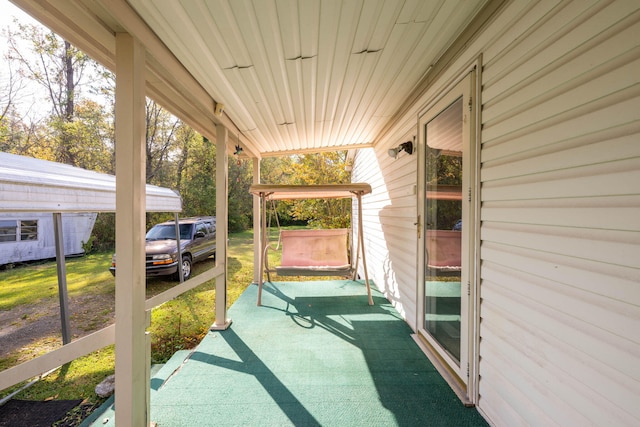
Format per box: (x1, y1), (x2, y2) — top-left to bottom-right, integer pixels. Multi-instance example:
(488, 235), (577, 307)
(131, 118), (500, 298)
(424, 97), (463, 364)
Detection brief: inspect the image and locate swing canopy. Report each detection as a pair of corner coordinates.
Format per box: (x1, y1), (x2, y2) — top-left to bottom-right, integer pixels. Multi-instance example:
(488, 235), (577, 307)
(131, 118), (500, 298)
(249, 183), (372, 200)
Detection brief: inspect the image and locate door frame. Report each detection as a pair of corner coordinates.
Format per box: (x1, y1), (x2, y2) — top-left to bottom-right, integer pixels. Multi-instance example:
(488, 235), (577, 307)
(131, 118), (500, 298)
(415, 66), (480, 404)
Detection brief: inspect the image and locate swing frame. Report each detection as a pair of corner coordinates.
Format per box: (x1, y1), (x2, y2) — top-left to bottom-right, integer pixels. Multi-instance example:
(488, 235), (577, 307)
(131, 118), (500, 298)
(249, 183), (373, 306)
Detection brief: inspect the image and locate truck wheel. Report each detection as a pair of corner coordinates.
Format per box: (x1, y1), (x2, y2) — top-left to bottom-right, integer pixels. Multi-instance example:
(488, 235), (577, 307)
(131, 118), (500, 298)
(176, 254), (192, 281)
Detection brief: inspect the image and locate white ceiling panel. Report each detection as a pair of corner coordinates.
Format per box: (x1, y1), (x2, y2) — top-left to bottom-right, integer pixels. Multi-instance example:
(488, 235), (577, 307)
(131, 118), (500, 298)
(128, 0), (484, 155)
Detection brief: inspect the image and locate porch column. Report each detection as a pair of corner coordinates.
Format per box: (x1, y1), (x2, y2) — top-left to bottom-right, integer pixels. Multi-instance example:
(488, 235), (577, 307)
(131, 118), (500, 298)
(211, 124), (231, 330)
(114, 32), (148, 426)
(252, 158), (261, 284)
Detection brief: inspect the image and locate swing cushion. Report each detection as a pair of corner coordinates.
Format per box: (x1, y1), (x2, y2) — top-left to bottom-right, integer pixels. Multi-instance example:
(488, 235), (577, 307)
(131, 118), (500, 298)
(426, 230), (461, 270)
(276, 229), (351, 276)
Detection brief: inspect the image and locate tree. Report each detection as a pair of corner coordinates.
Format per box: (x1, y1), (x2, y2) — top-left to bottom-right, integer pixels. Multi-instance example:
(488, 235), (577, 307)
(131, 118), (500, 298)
(5, 21), (99, 166)
(260, 152), (351, 229)
(178, 135), (217, 217)
(228, 156), (253, 232)
(426, 149), (462, 230)
(145, 99), (181, 185)
(0, 49), (39, 155)
(53, 98), (114, 173)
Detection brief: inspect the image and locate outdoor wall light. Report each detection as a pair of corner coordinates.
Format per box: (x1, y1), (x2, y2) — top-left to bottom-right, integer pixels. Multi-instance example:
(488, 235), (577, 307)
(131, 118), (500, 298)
(388, 141), (414, 159)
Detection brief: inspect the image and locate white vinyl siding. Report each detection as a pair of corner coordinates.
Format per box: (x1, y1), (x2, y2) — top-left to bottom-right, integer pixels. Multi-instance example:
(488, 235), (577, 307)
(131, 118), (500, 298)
(353, 0), (640, 425)
(352, 138), (418, 329)
(478, 1), (640, 425)
(0, 213), (97, 265)
(479, 2), (640, 425)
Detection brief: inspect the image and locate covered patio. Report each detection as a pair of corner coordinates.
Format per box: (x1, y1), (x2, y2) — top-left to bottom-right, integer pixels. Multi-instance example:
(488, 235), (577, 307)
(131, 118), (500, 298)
(6, 0), (636, 424)
(85, 279), (487, 427)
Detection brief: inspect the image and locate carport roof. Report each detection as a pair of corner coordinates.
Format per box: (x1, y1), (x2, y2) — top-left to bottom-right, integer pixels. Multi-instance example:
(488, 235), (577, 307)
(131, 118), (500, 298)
(0, 152), (182, 213)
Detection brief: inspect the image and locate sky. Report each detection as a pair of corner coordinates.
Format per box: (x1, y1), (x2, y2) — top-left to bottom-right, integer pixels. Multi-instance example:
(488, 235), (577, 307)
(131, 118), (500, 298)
(1, 1), (49, 118)
(1, 1), (33, 24)
(0, 1), (113, 121)
(0, 1), (165, 123)
(1, 1), (32, 27)
(0, 1), (41, 63)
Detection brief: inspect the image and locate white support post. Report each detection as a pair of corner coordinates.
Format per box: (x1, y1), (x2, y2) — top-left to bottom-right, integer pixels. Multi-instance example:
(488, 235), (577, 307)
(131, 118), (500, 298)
(114, 32), (148, 426)
(257, 193), (267, 306)
(211, 125), (231, 330)
(252, 158), (261, 285)
(357, 192), (374, 305)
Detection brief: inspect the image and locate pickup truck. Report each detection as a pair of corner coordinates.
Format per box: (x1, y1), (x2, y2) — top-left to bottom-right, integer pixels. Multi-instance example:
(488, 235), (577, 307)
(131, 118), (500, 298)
(109, 216), (216, 280)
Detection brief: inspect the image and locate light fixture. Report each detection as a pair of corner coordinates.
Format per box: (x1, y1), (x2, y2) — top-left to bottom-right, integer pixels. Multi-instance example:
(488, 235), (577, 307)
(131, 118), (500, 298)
(388, 141), (414, 158)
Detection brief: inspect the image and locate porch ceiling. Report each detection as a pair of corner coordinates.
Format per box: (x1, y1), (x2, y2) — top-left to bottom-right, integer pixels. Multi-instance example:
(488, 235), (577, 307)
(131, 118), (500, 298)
(10, 0), (492, 158)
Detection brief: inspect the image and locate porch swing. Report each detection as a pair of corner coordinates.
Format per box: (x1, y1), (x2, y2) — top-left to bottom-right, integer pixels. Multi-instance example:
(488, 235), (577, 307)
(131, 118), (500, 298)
(249, 183), (373, 306)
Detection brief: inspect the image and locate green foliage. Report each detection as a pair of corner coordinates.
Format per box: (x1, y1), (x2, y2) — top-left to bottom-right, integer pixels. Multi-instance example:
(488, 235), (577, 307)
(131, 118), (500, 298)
(7, 23), (92, 115)
(426, 150), (463, 230)
(178, 135), (217, 217)
(261, 152), (352, 229)
(228, 158), (253, 232)
(145, 99), (181, 186)
(90, 213), (115, 251)
(47, 99), (114, 171)
(81, 235), (95, 254)
(17, 347), (115, 402)
(2, 23), (258, 240)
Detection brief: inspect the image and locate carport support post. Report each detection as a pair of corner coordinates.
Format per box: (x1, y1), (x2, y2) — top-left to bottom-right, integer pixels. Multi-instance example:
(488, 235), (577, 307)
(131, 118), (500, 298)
(114, 33), (148, 426)
(52, 212), (71, 344)
(211, 124), (231, 330)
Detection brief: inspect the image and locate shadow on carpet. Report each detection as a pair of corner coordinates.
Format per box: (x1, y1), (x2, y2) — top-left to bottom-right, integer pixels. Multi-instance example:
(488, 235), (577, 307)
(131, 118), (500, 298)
(0, 399), (82, 427)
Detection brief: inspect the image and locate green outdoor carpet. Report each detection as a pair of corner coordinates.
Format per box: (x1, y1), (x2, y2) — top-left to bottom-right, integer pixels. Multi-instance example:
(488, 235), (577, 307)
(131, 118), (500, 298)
(95, 280), (488, 426)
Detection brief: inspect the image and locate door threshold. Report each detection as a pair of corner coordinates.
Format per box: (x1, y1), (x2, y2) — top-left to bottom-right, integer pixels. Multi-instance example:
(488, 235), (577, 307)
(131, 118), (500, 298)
(412, 333), (473, 407)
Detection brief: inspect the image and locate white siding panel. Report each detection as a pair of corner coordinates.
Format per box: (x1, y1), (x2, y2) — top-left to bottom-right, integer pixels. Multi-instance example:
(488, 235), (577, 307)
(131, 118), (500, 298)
(478, 366), (542, 427)
(481, 126), (640, 182)
(483, 158), (640, 203)
(482, 197), (640, 231)
(481, 242), (638, 304)
(353, 142), (418, 330)
(482, 262), (639, 376)
(481, 222), (639, 270)
(480, 307), (638, 426)
(477, 0), (640, 425)
(481, 282), (639, 425)
(482, 1), (635, 107)
(0, 212), (96, 265)
(482, 87), (640, 159)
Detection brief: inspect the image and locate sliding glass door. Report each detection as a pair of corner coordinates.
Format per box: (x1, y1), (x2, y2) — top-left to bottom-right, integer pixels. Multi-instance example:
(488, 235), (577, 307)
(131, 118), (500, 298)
(417, 73), (475, 387)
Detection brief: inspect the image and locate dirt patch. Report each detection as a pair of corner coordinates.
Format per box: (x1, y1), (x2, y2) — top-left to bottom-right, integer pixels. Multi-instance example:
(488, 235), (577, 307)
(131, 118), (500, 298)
(0, 293), (115, 360)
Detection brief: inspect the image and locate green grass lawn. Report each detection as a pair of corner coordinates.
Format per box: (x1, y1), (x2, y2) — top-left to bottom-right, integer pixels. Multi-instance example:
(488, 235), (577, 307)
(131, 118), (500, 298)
(0, 252), (115, 311)
(0, 229), (260, 411)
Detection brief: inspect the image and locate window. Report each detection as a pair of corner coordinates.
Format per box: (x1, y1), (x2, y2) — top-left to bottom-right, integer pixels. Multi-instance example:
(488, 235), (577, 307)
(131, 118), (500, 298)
(0, 220), (39, 243)
(195, 222), (208, 236)
(20, 220), (38, 241)
(0, 220), (17, 242)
